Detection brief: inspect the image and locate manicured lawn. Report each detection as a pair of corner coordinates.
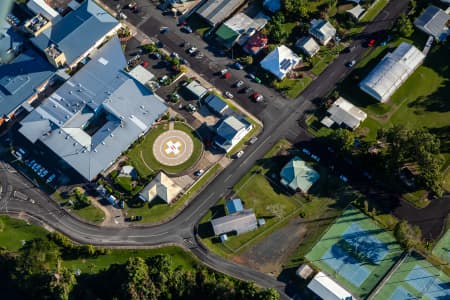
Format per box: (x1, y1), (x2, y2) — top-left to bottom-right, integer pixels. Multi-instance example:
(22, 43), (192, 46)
(52, 191), (105, 224)
(115, 176), (133, 192)
(127, 122), (203, 176)
(310, 44), (346, 76)
(305, 207), (404, 299)
(0, 215), (49, 251)
(63, 246), (197, 275)
(273, 76), (313, 99)
(125, 163), (222, 223)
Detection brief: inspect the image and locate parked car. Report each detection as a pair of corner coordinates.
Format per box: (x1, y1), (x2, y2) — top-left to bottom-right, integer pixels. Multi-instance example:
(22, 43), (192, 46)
(187, 104), (196, 112)
(182, 25), (193, 33)
(194, 169), (205, 176)
(120, 200), (125, 209)
(234, 62), (244, 70)
(223, 72), (231, 79)
(248, 136), (258, 144)
(151, 52), (161, 59)
(367, 39), (376, 47)
(345, 45), (356, 53)
(160, 26), (169, 34)
(224, 91), (234, 98)
(235, 80), (244, 88)
(159, 75), (169, 84)
(339, 175), (348, 183)
(244, 86), (253, 94)
(188, 46), (197, 54)
(251, 92), (264, 102)
(220, 68), (229, 76)
(302, 148), (311, 156)
(346, 60), (356, 68)
(235, 150), (244, 158)
(141, 60), (149, 68)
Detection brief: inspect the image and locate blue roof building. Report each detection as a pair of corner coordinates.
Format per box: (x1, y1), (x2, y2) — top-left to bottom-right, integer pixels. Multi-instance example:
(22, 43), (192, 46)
(263, 0), (281, 13)
(226, 198), (244, 214)
(31, 0), (120, 67)
(19, 36), (167, 181)
(0, 48), (54, 123)
(204, 94), (229, 115)
(0, 23), (23, 64)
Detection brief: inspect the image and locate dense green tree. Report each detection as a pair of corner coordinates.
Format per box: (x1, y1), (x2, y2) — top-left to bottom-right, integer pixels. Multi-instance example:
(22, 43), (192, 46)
(329, 128), (355, 153)
(264, 13), (287, 44)
(283, 0), (310, 19)
(396, 13), (414, 37)
(122, 257), (156, 300)
(49, 266), (77, 300)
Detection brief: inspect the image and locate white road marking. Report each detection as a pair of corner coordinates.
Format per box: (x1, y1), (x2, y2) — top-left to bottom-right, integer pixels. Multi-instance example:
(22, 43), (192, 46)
(185, 192), (215, 221)
(224, 174), (232, 183)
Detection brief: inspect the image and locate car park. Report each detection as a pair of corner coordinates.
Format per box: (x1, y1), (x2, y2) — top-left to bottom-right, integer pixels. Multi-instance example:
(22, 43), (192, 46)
(235, 80), (244, 88)
(194, 169), (205, 176)
(235, 150), (244, 158)
(224, 91), (233, 98)
(302, 148), (311, 156)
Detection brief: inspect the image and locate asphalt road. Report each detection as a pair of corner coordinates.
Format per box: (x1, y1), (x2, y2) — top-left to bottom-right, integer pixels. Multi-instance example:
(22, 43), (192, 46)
(0, 0), (413, 298)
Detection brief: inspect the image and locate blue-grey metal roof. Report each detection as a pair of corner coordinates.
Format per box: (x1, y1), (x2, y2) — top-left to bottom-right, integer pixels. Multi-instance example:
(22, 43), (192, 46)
(226, 198), (244, 214)
(31, 0), (119, 65)
(205, 94), (228, 115)
(19, 36), (167, 181)
(414, 5), (450, 39)
(0, 48), (54, 117)
(0, 23), (23, 64)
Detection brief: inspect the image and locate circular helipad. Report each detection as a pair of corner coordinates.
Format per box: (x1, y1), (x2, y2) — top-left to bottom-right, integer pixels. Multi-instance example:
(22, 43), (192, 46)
(153, 130), (194, 166)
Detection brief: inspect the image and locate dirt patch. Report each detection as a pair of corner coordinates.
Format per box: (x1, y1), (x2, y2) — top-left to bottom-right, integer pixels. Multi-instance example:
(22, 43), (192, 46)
(238, 217), (307, 275)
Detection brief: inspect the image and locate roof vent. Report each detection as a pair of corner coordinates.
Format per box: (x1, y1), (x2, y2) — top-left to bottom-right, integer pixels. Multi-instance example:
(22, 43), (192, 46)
(94, 149), (98, 152)
(110, 133), (114, 137)
(101, 141), (105, 145)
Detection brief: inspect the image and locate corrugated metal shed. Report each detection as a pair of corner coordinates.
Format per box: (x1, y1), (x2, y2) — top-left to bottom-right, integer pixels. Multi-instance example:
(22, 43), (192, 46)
(211, 209), (257, 235)
(196, 0), (246, 26)
(414, 5), (450, 40)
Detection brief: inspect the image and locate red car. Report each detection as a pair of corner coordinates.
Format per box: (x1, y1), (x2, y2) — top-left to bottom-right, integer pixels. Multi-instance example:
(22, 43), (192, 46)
(367, 39), (376, 47)
(223, 72), (231, 79)
(251, 92), (264, 102)
(141, 60), (149, 68)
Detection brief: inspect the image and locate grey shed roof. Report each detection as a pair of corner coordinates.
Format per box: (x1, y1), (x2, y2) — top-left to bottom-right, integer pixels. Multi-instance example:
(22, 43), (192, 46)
(211, 209), (257, 235)
(31, 0), (119, 65)
(216, 115), (251, 142)
(196, 0), (246, 26)
(185, 80), (208, 99)
(0, 48), (55, 117)
(414, 5), (450, 39)
(19, 36), (167, 181)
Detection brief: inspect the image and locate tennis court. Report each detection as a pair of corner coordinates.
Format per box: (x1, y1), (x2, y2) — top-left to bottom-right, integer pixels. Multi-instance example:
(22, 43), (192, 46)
(374, 252), (450, 300)
(432, 229), (450, 264)
(305, 206), (403, 298)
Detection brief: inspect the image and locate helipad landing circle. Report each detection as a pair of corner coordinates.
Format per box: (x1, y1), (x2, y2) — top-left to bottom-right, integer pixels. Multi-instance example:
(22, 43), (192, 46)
(153, 130), (194, 166)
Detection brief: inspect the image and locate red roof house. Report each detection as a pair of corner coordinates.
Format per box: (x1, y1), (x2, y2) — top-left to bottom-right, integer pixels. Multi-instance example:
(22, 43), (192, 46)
(243, 32), (268, 55)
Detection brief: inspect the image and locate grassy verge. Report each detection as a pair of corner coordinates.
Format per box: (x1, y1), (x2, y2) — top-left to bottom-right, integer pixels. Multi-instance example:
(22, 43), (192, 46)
(0, 215), (49, 251)
(401, 190), (430, 209)
(360, 0), (389, 23)
(444, 168), (450, 192)
(63, 246), (197, 275)
(125, 163), (222, 223)
(273, 76), (313, 99)
(52, 191), (105, 224)
(127, 122), (203, 176)
(310, 44), (346, 76)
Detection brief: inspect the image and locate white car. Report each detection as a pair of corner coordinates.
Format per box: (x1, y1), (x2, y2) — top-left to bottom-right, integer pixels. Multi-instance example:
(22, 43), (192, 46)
(224, 91), (234, 98)
(235, 150), (244, 158)
(235, 80), (244, 88)
(220, 68), (229, 76)
(188, 47), (197, 54)
(194, 169), (205, 176)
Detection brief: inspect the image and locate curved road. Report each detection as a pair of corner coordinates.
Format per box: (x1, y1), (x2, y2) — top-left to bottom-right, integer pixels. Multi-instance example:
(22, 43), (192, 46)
(0, 0), (410, 298)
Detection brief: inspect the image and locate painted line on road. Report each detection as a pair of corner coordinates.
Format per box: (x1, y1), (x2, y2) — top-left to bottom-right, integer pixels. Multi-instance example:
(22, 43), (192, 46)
(224, 174), (232, 183)
(128, 231), (169, 238)
(242, 135), (271, 165)
(185, 192), (216, 221)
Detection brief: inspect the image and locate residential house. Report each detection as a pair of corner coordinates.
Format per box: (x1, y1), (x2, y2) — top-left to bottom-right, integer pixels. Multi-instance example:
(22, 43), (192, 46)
(211, 209), (258, 235)
(280, 156), (320, 193)
(347, 4), (366, 20)
(226, 198), (244, 214)
(307, 272), (355, 300)
(296, 36), (320, 57)
(321, 97), (367, 130)
(309, 19), (336, 45)
(19, 36), (167, 181)
(0, 48), (55, 126)
(138, 172), (182, 204)
(260, 45), (301, 79)
(359, 42), (425, 102)
(243, 32), (268, 55)
(204, 94), (229, 115)
(196, 0), (246, 27)
(414, 5), (450, 40)
(214, 115), (252, 153)
(31, 0), (121, 68)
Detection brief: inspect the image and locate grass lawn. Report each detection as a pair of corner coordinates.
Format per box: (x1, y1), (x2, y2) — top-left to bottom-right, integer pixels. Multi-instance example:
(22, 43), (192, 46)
(125, 163), (222, 223)
(360, 0), (389, 23)
(373, 252), (450, 300)
(432, 228), (450, 264)
(63, 246), (197, 275)
(401, 189), (430, 209)
(52, 191), (105, 224)
(273, 76), (313, 99)
(444, 168), (450, 192)
(310, 44), (346, 76)
(0, 215), (49, 251)
(305, 207), (404, 299)
(127, 122), (203, 177)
